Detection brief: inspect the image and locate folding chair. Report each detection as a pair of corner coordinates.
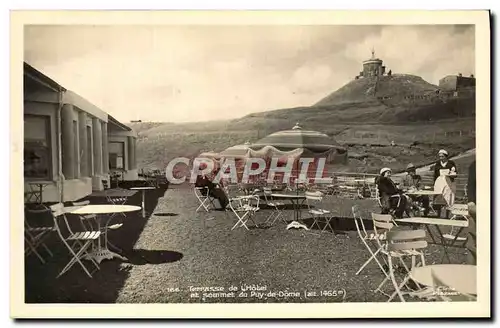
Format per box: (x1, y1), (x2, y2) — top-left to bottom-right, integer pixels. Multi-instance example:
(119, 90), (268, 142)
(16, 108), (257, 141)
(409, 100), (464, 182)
(50, 203), (101, 278)
(305, 191), (332, 232)
(24, 207), (55, 264)
(262, 187), (286, 225)
(443, 204), (470, 245)
(379, 229), (430, 302)
(194, 186), (215, 212)
(106, 194), (128, 217)
(352, 206), (390, 277)
(228, 195), (260, 230)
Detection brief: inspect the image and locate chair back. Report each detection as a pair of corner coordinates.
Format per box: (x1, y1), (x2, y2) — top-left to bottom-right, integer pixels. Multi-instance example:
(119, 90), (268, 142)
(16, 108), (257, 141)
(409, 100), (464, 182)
(50, 203), (65, 217)
(449, 204), (470, 216)
(371, 212), (394, 230)
(262, 187), (273, 203)
(49, 203), (74, 238)
(352, 205), (368, 238)
(72, 200), (90, 206)
(305, 191), (323, 210)
(386, 229), (428, 252)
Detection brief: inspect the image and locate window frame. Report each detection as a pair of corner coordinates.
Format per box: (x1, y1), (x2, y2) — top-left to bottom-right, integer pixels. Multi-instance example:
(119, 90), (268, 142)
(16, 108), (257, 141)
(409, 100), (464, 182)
(24, 114), (53, 181)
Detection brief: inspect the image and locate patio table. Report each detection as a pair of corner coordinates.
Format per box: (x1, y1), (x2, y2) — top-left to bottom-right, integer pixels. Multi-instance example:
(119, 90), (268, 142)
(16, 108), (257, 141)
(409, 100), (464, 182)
(405, 190), (442, 196)
(130, 186), (157, 218)
(271, 193), (306, 222)
(26, 181), (52, 204)
(404, 189), (443, 216)
(410, 264), (476, 296)
(69, 204), (141, 263)
(396, 217), (469, 263)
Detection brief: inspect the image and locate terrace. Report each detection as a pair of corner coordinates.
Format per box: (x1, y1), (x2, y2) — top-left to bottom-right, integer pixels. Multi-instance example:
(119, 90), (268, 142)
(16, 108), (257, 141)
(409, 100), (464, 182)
(24, 182), (471, 303)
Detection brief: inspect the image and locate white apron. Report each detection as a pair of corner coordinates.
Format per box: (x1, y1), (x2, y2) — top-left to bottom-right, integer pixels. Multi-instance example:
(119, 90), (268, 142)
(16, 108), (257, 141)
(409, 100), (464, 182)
(434, 175), (456, 207)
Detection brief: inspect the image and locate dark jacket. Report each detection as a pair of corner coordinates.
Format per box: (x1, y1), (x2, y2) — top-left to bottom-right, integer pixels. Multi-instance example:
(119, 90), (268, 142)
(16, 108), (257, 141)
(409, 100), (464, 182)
(433, 159), (457, 182)
(377, 176), (401, 196)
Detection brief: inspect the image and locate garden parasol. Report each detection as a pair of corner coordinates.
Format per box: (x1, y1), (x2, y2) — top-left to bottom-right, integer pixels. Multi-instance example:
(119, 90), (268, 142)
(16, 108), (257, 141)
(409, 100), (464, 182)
(249, 123), (347, 186)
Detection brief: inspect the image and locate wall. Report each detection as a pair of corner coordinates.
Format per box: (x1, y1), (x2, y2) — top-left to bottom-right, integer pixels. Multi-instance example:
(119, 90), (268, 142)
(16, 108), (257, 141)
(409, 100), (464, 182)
(439, 76), (458, 91)
(363, 60), (383, 77)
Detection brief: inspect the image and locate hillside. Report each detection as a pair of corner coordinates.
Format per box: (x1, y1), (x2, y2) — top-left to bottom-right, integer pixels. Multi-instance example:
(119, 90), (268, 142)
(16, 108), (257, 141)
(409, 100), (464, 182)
(315, 74), (439, 106)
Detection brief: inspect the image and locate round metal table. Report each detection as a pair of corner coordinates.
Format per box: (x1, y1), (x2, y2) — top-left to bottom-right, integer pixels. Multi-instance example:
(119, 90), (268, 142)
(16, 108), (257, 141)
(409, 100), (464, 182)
(410, 264), (477, 296)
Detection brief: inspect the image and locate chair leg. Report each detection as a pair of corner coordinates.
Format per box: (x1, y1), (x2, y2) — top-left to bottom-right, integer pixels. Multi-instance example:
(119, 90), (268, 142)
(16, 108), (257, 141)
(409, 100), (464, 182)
(388, 274), (411, 302)
(57, 241), (93, 278)
(25, 238), (46, 264)
(387, 256), (406, 302)
(356, 245), (383, 275)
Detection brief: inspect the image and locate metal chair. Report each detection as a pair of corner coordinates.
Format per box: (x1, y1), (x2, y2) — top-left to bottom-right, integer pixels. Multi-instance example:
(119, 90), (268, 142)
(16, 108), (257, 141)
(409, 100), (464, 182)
(305, 191), (332, 232)
(24, 206), (55, 264)
(262, 187), (286, 225)
(228, 195), (260, 230)
(50, 203), (101, 278)
(352, 206), (390, 277)
(443, 204), (470, 245)
(194, 186), (215, 212)
(380, 229), (429, 302)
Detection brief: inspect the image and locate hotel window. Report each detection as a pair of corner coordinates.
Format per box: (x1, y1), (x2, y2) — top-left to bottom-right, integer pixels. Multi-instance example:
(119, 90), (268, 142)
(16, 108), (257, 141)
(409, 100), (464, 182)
(24, 115), (52, 180)
(109, 141), (125, 169)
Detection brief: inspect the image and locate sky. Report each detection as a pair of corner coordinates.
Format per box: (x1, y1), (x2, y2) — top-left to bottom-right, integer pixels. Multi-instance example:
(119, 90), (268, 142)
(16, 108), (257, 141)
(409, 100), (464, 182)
(24, 24), (475, 123)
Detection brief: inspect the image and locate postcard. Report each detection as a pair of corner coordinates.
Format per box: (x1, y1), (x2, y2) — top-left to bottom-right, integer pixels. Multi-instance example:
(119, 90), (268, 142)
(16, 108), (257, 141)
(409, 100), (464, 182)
(10, 9), (490, 319)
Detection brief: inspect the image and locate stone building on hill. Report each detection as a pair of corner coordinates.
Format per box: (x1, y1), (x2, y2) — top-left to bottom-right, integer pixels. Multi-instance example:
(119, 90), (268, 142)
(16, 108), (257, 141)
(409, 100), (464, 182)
(358, 49), (388, 78)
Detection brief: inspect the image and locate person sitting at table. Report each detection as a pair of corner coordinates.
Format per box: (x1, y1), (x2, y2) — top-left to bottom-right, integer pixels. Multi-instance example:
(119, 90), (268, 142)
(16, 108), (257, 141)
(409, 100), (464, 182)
(375, 167), (410, 218)
(194, 168), (229, 210)
(402, 163), (430, 216)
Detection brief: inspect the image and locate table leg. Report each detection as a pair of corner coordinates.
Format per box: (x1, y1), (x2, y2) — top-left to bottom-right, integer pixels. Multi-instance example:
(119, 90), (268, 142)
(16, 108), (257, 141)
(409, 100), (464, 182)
(142, 190), (146, 218)
(425, 224), (438, 245)
(84, 214), (128, 263)
(39, 185), (43, 204)
(434, 225), (452, 263)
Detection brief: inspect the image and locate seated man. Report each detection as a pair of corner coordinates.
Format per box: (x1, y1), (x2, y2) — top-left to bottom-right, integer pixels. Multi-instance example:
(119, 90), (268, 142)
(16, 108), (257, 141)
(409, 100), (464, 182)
(401, 163), (430, 216)
(376, 167), (410, 219)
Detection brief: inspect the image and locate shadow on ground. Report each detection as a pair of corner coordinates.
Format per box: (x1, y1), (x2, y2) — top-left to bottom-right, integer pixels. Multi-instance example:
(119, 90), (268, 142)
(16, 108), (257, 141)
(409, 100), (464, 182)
(121, 249), (183, 265)
(154, 212), (179, 217)
(24, 182), (173, 303)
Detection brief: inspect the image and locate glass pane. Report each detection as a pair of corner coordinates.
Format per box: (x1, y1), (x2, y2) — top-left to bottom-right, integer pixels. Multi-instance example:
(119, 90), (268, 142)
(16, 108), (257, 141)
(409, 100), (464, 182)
(24, 115), (48, 144)
(24, 145), (50, 178)
(109, 142), (124, 155)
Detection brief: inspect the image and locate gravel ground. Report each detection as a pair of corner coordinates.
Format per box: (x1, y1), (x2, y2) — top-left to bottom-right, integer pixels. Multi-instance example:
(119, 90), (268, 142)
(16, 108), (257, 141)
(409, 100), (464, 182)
(25, 185), (469, 303)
